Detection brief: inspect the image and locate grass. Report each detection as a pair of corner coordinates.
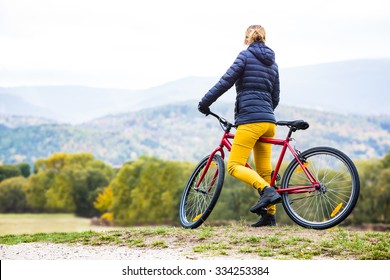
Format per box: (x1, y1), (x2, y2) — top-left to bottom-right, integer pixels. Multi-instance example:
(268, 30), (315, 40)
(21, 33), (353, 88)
(0, 214), (389, 260)
(0, 213), (96, 235)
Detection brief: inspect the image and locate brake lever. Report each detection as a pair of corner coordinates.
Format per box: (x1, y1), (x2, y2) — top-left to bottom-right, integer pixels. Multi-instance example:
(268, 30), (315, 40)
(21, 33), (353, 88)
(219, 117), (228, 125)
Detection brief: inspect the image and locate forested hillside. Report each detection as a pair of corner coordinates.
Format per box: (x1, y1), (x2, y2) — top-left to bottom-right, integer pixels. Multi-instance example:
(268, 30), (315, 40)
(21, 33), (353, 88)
(0, 102), (389, 166)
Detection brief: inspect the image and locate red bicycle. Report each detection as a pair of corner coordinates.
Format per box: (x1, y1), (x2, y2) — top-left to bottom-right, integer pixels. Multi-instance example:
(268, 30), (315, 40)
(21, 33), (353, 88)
(179, 111), (360, 229)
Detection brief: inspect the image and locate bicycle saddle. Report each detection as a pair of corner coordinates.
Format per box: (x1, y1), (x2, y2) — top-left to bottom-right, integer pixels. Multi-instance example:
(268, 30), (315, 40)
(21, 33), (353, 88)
(277, 120), (309, 130)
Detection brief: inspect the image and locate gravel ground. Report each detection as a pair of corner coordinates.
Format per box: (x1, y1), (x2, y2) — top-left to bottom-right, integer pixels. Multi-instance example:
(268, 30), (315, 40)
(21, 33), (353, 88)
(0, 242), (256, 260)
(0, 243), (188, 260)
(2, 225), (388, 260)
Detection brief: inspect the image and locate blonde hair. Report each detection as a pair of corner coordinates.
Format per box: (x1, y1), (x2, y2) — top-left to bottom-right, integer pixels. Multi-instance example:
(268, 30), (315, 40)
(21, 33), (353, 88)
(244, 25), (266, 45)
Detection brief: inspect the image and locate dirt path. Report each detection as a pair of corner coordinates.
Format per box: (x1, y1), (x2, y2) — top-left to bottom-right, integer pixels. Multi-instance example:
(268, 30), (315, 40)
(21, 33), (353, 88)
(1, 225), (388, 260)
(0, 242), (197, 260)
(0, 226), (278, 260)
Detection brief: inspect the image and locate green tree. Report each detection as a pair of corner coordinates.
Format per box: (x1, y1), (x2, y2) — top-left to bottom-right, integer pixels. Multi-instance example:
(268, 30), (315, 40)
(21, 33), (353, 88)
(0, 164), (21, 182)
(375, 168), (390, 222)
(108, 156), (192, 226)
(72, 167), (112, 217)
(110, 161), (139, 225)
(45, 172), (75, 212)
(27, 152), (114, 215)
(0, 177), (27, 212)
(24, 171), (54, 211)
(352, 149), (390, 225)
(382, 150), (390, 168)
(17, 163), (31, 178)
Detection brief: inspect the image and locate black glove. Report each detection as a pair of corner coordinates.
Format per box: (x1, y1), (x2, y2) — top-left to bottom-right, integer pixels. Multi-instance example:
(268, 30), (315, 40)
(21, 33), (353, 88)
(198, 101), (210, 115)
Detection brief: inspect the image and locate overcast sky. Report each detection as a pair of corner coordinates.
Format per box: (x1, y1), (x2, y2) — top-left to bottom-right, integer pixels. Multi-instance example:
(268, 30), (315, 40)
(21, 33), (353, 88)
(1, 0), (389, 89)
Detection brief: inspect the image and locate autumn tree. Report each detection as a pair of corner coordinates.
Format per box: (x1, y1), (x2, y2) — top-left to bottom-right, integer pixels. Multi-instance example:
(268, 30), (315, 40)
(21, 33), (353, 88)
(0, 177), (27, 212)
(26, 152), (114, 215)
(0, 164), (21, 182)
(106, 156), (192, 226)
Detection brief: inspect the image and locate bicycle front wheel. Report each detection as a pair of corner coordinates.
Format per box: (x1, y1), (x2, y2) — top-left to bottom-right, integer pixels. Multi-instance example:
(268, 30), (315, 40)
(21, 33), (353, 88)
(281, 147), (360, 229)
(179, 154), (225, 229)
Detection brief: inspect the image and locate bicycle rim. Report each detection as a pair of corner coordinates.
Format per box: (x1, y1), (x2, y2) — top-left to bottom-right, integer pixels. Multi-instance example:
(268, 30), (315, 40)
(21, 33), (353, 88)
(281, 147), (360, 229)
(179, 154), (225, 229)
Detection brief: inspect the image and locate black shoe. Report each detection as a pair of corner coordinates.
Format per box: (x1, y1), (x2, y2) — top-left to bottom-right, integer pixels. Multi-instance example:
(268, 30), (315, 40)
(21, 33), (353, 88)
(255, 207), (268, 216)
(251, 213), (276, 227)
(250, 186), (281, 214)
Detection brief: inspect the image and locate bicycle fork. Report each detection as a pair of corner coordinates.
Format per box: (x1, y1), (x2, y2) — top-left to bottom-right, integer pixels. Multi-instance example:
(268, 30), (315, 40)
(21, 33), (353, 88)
(195, 148), (225, 192)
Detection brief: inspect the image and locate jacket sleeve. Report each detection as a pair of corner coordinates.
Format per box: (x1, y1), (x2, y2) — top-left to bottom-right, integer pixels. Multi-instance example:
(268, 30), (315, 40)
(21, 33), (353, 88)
(271, 67), (280, 110)
(201, 51), (246, 107)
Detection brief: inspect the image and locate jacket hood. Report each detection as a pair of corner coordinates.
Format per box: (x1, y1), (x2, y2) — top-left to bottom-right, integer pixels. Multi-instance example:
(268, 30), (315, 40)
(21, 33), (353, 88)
(248, 42), (275, 66)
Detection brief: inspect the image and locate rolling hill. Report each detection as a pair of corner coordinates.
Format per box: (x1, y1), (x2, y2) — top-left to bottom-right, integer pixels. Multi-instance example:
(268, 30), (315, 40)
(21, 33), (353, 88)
(0, 59), (389, 124)
(0, 102), (389, 166)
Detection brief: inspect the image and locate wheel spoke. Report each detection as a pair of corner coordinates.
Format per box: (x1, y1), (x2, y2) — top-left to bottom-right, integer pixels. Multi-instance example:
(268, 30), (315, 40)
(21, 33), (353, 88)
(179, 155), (225, 228)
(282, 147), (359, 229)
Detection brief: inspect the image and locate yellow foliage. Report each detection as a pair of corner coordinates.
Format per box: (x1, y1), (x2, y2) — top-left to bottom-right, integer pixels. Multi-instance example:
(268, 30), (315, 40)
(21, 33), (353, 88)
(101, 212), (113, 222)
(35, 152), (95, 172)
(94, 186), (113, 213)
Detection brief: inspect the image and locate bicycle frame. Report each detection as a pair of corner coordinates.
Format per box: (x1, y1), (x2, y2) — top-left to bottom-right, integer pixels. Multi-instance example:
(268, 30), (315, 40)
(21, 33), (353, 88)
(196, 128), (321, 195)
(182, 112), (360, 230)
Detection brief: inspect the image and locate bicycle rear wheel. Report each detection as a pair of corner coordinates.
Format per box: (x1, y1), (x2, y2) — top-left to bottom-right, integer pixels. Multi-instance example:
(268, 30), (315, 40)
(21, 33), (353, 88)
(179, 154), (225, 229)
(281, 147), (360, 229)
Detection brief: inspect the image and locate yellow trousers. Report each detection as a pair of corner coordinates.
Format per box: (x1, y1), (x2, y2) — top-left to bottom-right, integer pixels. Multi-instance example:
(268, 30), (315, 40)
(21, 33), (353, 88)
(227, 122), (277, 215)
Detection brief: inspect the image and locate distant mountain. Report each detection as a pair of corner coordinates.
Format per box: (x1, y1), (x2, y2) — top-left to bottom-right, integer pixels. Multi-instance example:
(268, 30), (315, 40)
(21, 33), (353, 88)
(1, 59), (389, 124)
(0, 114), (56, 128)
(279, 59), (390, 114)
(0, 102), (389, 166)
(0, 87), (136, 124)
(0, 93), (57, 120)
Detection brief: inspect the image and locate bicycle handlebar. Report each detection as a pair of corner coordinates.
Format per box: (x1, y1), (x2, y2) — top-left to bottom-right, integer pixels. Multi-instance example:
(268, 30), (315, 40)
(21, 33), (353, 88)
(208, 111), (235, 132)
(207, 111), (309, 134)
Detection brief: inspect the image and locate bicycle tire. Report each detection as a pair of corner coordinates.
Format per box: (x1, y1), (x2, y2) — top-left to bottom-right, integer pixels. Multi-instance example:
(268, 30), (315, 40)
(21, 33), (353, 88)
(281, 147), (360, 229)
(179, 154), (225, 229)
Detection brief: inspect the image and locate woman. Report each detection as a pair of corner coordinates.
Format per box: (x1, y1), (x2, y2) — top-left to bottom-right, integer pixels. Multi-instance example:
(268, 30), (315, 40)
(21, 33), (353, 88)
(198, 25), (281, 227)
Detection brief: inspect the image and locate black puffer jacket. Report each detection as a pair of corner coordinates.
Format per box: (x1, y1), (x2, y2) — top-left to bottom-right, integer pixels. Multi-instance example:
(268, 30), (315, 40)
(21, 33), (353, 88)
(200, 42), (280, 125)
